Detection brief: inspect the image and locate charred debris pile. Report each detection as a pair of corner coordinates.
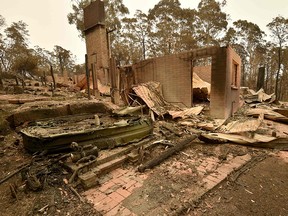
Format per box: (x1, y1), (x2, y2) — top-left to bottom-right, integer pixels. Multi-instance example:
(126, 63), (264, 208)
(0, 80), (288, 201)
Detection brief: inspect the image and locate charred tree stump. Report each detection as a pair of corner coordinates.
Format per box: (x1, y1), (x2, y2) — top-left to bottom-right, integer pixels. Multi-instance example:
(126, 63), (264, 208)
(85, 54), (91, 100)
(138, 135), (197, 172)
(50, 64), (56, 90)
(257, 67), (265, 91)
(0, 73), (3, 89)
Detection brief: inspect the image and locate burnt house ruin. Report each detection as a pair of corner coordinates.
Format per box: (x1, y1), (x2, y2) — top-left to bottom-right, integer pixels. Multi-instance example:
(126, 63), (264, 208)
(83, 0), (241, 119)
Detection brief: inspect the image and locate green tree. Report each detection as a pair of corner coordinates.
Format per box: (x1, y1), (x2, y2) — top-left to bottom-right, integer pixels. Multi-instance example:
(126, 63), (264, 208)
(230, 20), (266, 87)
(116, 17), (142, 65)
(267, 16), (288, 99)
(148, 0), (182, 56)
(1, 21), (29, 72)
(196, 0), (228, 46)
(68, 0), (129, 64)
(11, 48), (39, 79)
(0, 15), (5, 87)
(0, 14), (4, 27)
(34, 46), (55, 84)
(74, 63), (85, 75)
(0, 15), (6, 74)
(279, 47), (288, 100)
(0, 20), (31, 83)
(176, 8), (198, 52)
(67, 0), (129, 37)
(5, 21), (29, 51)
(34, 46), (50, 70)
(133, 10), (151, 60)
(118, 10), (151, 64)
(53, 45), (75, 76)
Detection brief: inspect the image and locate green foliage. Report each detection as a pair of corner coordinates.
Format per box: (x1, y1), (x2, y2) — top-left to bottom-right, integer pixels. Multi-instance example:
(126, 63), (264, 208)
(67, 0), (227, 60)
(67, 0), (88, 36)
(233, 20), (265, 49)
(104, 0), (129, 30)
(0, 14), (5, 28)
(67, 0), (129, 63)
(53, 45), (75, 75)
(267, 16), (288, 99)
(5, 21), (29, 50)
(267, 16), (288, 47)
(11, 49), (39, 74)
(116, 17), (142, 65)
(0, 16), (6, 74)
(148, 0), (183, 56)
(67, 0), (129, 37)
(0, 20), (31, 74)
(196, 0), (228, 46)
(227, 20), (266, 86)
(176, 8), (198, 51)
(74, 63), (85, 75)
(0, 17), (76, 80)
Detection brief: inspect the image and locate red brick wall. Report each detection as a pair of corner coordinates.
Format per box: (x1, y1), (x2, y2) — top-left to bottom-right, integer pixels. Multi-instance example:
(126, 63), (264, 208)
(134, 53), (192, 107)
(226, 46), (242, 116)
(85, 25), (109, 84)
(210, 46), (241, 119)
(210, 47), (228, 118)
(193, 66), (211, 83)
(132, 46), (241, 119)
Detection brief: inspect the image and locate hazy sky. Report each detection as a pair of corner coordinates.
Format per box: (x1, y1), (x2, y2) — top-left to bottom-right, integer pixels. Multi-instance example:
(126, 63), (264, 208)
(0, 0), (287, 64)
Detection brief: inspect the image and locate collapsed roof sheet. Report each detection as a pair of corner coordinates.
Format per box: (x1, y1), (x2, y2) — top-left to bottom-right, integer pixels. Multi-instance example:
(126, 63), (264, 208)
(132, 82), (170, 116)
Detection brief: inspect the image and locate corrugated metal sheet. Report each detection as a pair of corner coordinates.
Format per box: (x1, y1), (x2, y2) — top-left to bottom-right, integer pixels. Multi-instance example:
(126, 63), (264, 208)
(132, 82), (170, 116)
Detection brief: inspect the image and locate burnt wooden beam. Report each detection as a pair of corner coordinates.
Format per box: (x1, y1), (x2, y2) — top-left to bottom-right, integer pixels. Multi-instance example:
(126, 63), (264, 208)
(138, 135), (197, 172)
(0, 163), (30, 185)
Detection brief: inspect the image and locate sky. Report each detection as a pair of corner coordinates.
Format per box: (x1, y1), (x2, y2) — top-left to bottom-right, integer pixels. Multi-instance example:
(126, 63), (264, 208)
(0, 0), (287, 64)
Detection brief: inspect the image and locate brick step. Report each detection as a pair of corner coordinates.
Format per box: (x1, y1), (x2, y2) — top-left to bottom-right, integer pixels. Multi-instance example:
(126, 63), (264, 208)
(65, 137), (155, 173)
(79, 155), (128, 188)
(127, 151), (140, 163)
(77, 141), (158, 188)
(69, 138), (160, 188)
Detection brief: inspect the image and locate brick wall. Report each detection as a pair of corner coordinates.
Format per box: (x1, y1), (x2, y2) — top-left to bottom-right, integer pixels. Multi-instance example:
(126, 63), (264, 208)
(193, 66), (211, 83)
(128, 46), (241, 119)
(134, 53), (192, 107)
(85, 25), (109, 85)
(82, 0), (241, 118)
(226, 46), (242, 116)
(210, 47), (228, 118)
(210, 46), (241, 119)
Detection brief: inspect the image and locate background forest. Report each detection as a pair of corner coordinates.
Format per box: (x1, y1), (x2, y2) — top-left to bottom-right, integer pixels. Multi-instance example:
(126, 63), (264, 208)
(1, 0), (288, 100)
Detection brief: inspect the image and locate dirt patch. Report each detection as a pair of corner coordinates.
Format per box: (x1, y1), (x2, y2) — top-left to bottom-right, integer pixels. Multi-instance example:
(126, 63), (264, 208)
(122, 165), (202, 215)
(121, 143), (256, 215)
(189, 152), (288, 216)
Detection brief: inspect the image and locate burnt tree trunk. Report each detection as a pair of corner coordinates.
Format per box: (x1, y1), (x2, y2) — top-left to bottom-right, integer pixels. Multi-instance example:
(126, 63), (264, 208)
(142, 37), (146, 60)
(0, 79), (3, 89)
(275, 46), (282, 100)
(257, 67), (265, 91)
(50, 65), (56, 90)
(0, 72), (3, 89)
(85, 54), (91, 100)
(21, 70), (26, 88)
(43, 71), (47, 86)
